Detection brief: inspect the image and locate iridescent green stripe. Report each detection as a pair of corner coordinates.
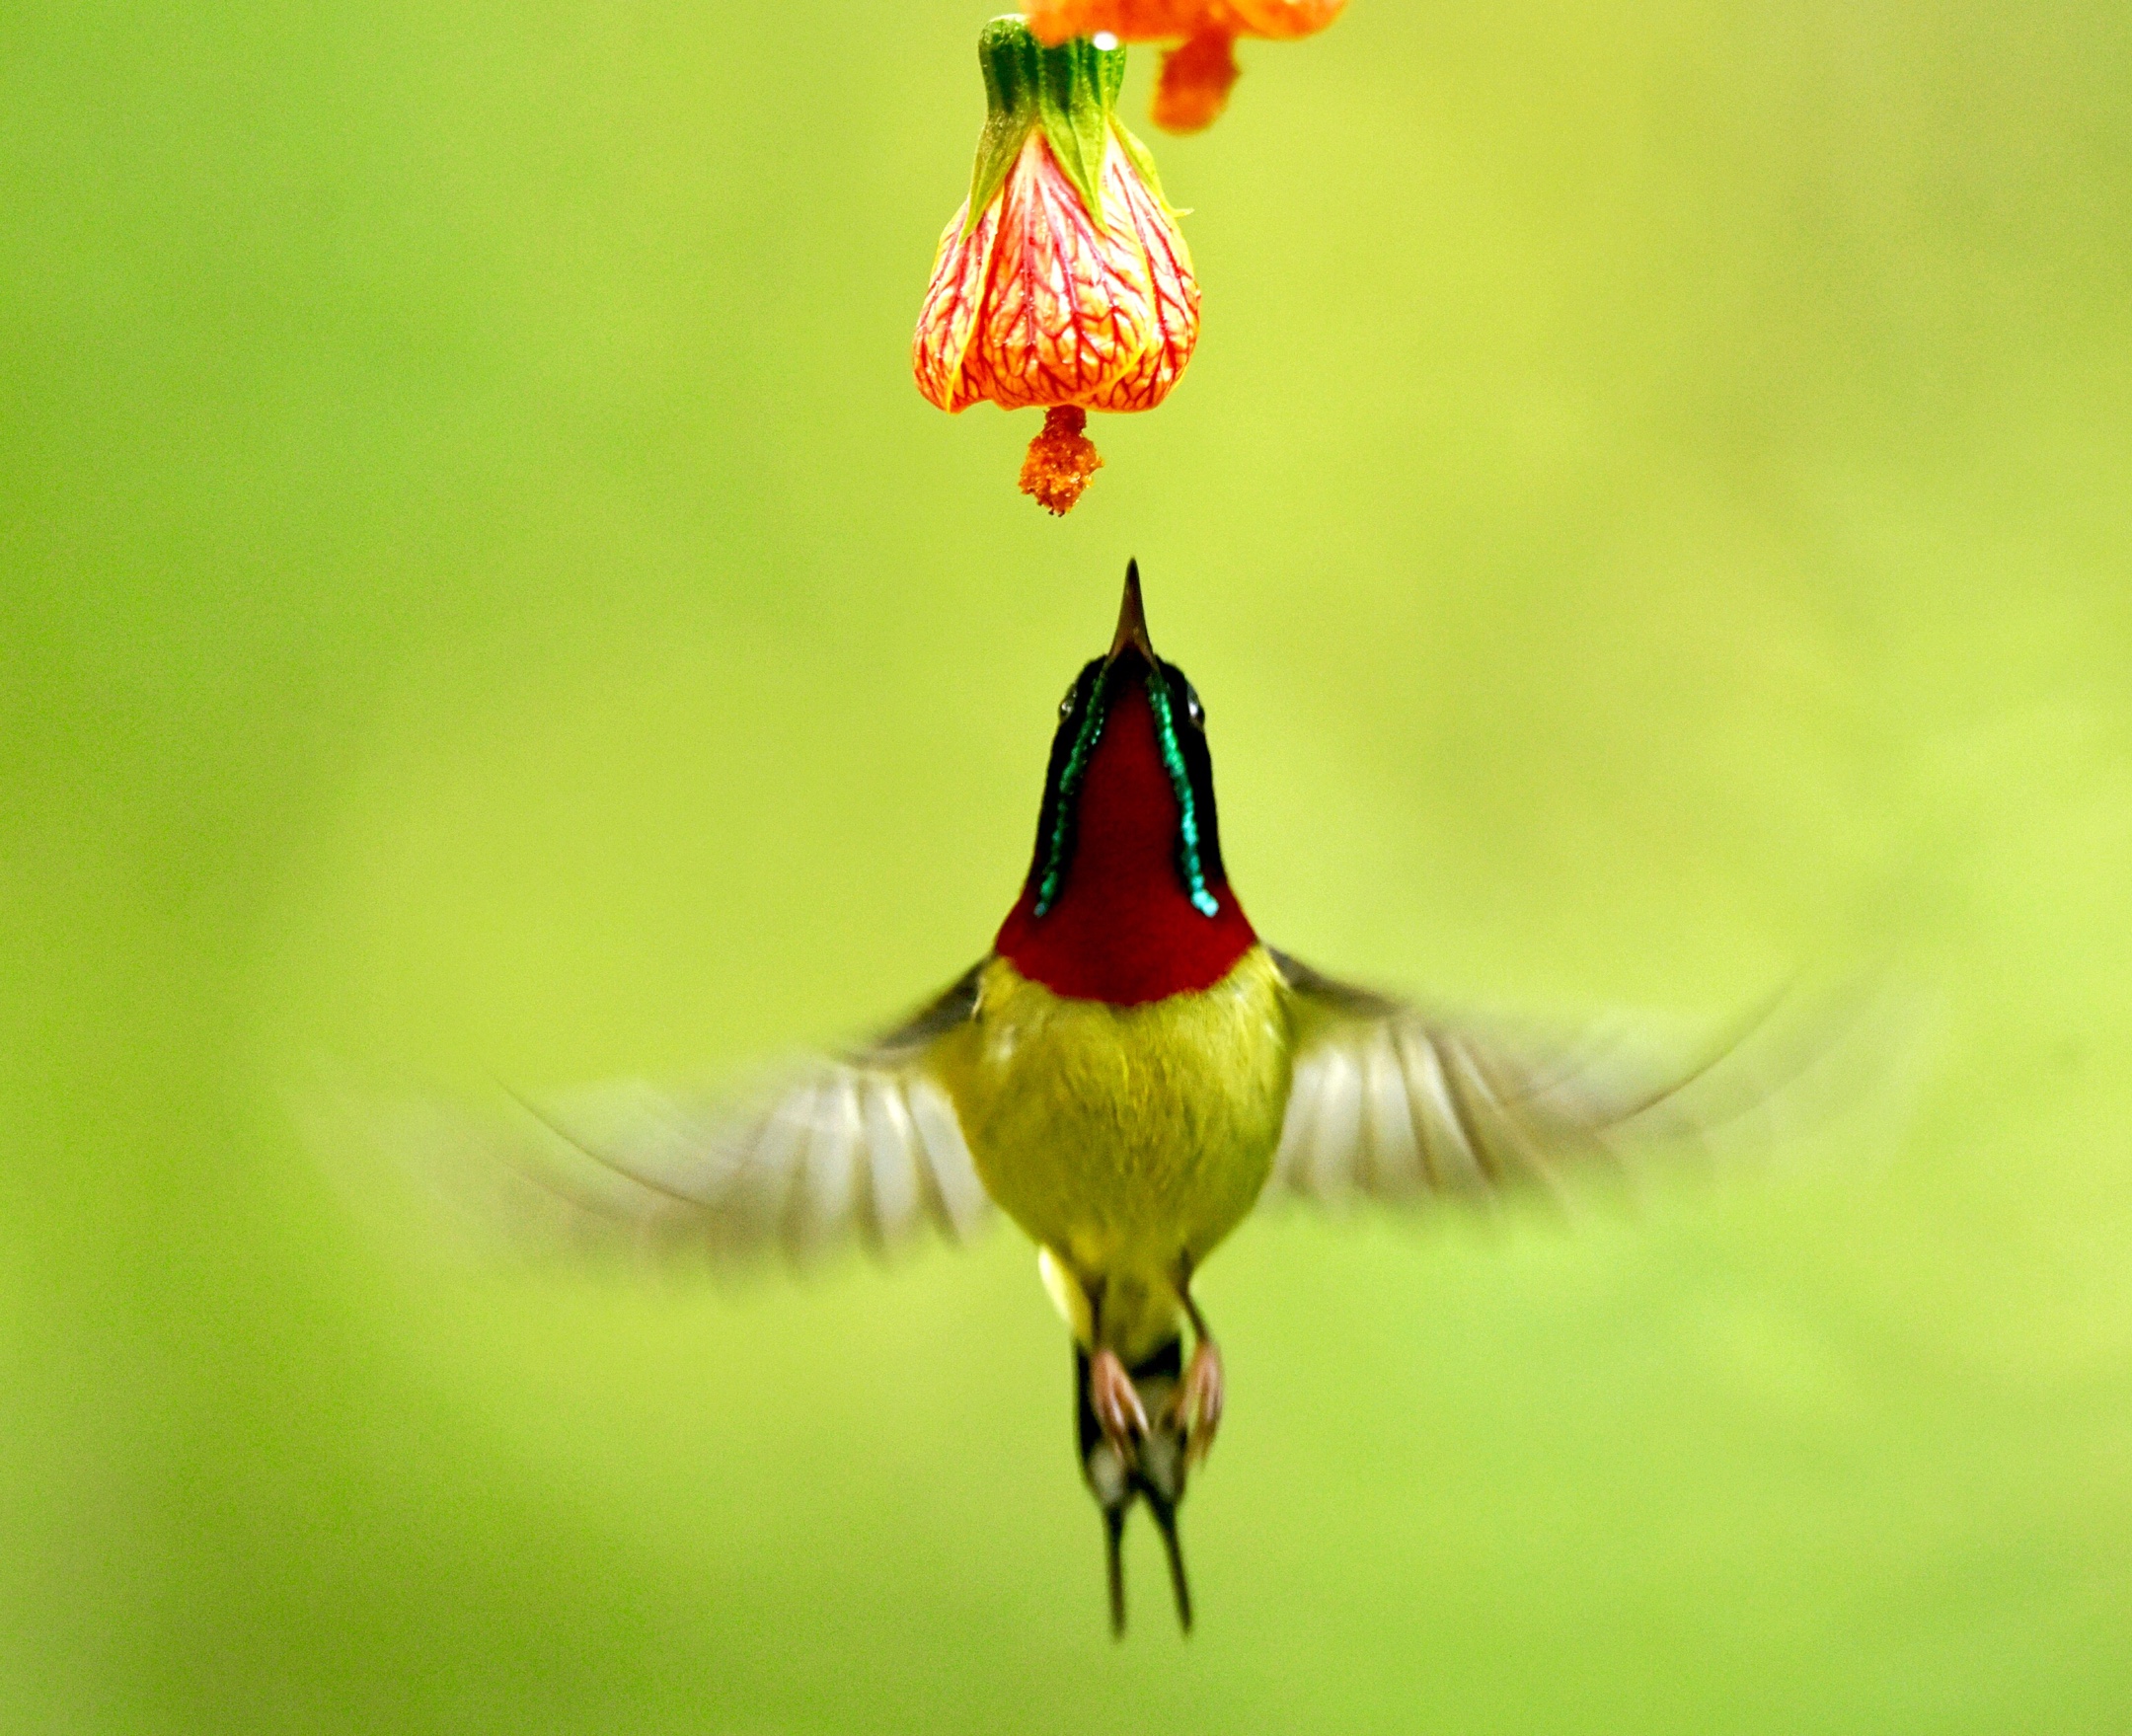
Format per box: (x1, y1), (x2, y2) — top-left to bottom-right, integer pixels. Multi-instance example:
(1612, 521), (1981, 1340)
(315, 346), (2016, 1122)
(1144, 674), (1221, 918)
(1033, 665), (1112, 917)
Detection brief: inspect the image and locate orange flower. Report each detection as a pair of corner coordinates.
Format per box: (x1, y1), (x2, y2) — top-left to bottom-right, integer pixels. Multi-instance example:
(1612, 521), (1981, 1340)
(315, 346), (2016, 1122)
(1023, 1), (1347, 132)
(913, 19), (1199, 515)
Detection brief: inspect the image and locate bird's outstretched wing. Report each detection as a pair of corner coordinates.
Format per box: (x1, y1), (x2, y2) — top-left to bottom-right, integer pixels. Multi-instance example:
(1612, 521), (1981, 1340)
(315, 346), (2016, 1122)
(332, 962), (995, 1270)
(1262, 948), (1802, 1212)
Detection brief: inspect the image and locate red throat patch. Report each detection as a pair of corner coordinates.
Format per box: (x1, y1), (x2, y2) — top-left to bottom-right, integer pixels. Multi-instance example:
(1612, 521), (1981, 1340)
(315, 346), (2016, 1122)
(995, 682), (1256, 1006)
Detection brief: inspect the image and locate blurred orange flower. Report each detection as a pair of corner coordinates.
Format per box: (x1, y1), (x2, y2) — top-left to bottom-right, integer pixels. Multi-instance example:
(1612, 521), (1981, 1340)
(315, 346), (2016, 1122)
(913, 19), (1199, 515)
(1024, 1), (1346, 131)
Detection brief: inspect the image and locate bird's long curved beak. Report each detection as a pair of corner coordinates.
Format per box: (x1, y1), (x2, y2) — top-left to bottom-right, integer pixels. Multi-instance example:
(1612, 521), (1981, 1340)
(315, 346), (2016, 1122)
(1106, 559), (1158, 666)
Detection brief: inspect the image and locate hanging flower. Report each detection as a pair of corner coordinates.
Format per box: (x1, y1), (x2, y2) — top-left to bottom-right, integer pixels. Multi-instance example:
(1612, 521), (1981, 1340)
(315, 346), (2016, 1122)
(1023, 1), (1347, 133)
(913, 18), (1199, 515)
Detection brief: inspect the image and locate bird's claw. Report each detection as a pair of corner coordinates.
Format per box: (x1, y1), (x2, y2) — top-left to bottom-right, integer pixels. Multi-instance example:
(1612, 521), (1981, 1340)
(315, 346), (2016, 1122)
(1089, 1347), (1151, 1465)
(1171, 1338), (1224, 1468)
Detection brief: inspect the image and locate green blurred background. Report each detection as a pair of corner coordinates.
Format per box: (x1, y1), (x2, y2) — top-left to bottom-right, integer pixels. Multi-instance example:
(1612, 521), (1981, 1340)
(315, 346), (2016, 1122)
(5, 0), (2130, 1729)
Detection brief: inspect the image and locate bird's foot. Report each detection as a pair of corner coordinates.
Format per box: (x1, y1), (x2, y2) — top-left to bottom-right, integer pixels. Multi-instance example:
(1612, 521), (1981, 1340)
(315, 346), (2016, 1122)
(1172, 1337), (1224, 1468)
(1089, 1347), (1151, 1464)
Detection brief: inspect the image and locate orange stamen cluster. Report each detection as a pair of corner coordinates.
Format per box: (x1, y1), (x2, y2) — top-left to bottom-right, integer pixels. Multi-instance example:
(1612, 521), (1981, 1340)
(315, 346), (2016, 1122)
(1019, 407), (1105, 515)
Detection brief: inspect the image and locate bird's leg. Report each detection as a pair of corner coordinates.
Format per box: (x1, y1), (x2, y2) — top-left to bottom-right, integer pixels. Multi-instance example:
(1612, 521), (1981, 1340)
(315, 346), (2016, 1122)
(1172, 1257), (1224, 1468)
(1086, 1284), (1151, 1465)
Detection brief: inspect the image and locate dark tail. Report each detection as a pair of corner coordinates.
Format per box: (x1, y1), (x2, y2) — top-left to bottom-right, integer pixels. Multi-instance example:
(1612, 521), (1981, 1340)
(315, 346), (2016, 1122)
(1101, 1505), (1127, 1638)
(1075, 1337), (1193, 1638)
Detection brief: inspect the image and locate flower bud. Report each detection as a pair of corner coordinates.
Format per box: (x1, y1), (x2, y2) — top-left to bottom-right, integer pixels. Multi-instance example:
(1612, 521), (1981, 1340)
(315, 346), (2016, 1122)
(912, 18), (1199, 514)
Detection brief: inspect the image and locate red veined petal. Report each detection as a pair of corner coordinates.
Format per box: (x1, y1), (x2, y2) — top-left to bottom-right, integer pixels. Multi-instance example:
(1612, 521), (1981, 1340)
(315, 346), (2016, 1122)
(966, 133), (1158, 412)
(1082, 146), (1199, 412)
(911, 196), (1004, 413)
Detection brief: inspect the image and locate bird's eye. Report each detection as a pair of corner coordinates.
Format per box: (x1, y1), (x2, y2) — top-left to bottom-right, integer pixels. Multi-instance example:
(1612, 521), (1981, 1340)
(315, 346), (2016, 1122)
(1184, 685), (1205, 729)
(1059, 684), (1076, 718)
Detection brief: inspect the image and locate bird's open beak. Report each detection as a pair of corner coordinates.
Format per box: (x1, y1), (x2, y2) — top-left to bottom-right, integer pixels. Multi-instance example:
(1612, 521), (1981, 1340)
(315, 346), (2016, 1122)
(1105, 559), (1158, 667)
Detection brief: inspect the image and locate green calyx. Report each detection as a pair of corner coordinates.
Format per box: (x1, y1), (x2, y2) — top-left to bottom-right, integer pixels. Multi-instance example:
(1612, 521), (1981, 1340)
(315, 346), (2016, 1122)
(964, 16), (1143, 236)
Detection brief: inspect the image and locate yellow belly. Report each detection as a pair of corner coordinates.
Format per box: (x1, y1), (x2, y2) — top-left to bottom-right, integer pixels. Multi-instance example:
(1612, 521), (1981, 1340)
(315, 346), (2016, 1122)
(929, 946), (1294, 1359)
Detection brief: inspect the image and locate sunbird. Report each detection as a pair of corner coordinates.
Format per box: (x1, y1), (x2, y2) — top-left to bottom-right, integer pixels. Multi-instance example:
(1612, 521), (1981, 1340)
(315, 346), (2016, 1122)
(398, 564), (1807, 1635)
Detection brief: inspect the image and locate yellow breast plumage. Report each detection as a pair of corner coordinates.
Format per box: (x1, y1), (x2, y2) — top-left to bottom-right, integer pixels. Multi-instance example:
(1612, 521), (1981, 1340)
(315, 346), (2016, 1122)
(929, 946), (1293, 1360)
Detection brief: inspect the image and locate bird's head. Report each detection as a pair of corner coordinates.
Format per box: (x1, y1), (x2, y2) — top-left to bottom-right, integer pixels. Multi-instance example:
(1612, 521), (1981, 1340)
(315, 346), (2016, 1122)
(994, 563), (1257, 1004)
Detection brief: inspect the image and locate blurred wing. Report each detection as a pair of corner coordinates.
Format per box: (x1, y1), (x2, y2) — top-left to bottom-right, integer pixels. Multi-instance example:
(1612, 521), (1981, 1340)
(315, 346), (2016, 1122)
(1263, 948), (1784, 1213)
(335, 962), (995, 1271)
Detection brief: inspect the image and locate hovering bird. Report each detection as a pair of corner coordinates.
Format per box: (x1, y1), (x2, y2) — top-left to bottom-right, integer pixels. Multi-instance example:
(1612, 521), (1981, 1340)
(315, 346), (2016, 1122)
(377, 563), (1806, 1636)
